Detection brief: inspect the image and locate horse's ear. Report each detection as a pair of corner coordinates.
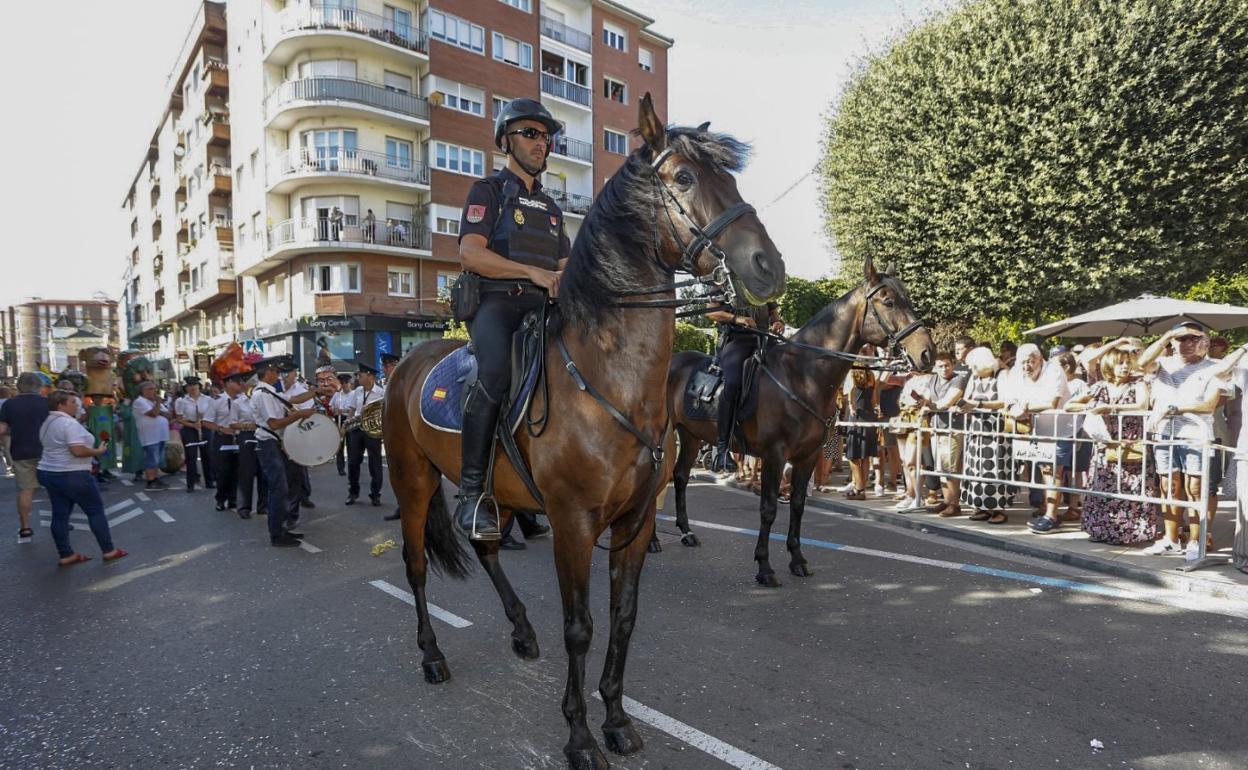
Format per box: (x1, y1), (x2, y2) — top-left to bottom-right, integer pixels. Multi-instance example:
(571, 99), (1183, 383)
(697, 121), (711, 132)
(864, 256), (880, 285)
(884, 261), (897, 277)
(638, 92), (666, 153)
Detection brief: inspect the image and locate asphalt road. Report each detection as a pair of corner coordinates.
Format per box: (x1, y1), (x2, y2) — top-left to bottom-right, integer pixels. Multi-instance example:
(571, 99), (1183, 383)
(2, 464), (1246, 770)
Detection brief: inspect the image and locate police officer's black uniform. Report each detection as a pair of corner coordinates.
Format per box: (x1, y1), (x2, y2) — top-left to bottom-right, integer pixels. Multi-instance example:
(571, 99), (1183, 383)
(712, 300), (780, 472)
(454, 99), (569, 540)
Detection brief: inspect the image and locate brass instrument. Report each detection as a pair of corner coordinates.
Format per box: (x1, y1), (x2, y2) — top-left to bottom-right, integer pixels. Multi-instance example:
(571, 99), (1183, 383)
(343, 399), (384, 439)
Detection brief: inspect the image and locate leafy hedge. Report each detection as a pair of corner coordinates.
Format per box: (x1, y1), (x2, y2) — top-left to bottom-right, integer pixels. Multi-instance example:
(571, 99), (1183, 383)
(821, 0), (1248, 324)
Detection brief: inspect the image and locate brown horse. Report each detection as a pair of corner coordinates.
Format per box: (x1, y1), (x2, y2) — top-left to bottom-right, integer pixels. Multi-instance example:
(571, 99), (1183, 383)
(383, 95), (785, 769)
(659, 259), (934, 586)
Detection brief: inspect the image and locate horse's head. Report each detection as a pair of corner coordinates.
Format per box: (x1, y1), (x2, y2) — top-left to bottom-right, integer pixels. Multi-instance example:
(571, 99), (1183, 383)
(637, 94), (786, 306)
(860, 257), (935, 372)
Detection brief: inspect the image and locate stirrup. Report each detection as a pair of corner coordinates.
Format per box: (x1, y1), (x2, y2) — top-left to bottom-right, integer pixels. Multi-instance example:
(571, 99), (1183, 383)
(458, 493), (501, 541)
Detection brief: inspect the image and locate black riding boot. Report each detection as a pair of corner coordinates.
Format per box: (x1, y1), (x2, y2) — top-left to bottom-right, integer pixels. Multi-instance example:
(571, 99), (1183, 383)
(711, 401), (739, 474)
(455, 385), (502, 540)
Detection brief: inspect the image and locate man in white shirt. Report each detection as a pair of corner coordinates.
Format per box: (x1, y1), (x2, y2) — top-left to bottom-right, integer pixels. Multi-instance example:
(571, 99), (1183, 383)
(174, 377), (215, 493)
(345, 361), (385, 506)
(329, 373), (353, 476)
(251, 356), (315, 547)
(209, 380), (240, 513)
(1138, 322), (1226, 557)
(223, 372), (267, 519)
(133, 380), (171, 490)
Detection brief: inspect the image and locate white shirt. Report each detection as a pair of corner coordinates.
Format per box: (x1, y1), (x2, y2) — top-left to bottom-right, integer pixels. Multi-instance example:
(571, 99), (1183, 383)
(284, 379), (309, 401)
(38, 411), (95, 472)
(175, 394), (214, 425)
(329, 390), (350, 416)
(251, 382), (289, 441)
(222, 394), (257, 429)
(347, 383), (385, 416)
(133, 396), (168, 447)
(1151, 356), (1222, 441)
(1232, 364), (1248, 459)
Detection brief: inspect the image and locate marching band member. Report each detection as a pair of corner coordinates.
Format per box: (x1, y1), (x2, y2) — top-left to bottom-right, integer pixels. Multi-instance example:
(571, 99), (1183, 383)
(215, 371), (258, 517)
(251, 356), (315, 547)
(173, 376), (215, 493)
(281, 365), (316, 511)
(330, 373), (353, 476)
(345, 362), (385, 506)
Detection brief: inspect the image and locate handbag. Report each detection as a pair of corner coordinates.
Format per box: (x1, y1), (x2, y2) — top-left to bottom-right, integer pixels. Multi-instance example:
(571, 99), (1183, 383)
(1105, 440), (1144, 465)
(1005, 414), (1032, 435)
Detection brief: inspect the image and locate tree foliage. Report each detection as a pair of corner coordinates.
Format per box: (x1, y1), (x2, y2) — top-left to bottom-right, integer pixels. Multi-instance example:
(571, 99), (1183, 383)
(673, 322), (715, 355)
(777, 276), (856, 329)
(821, 0), (1248, 324)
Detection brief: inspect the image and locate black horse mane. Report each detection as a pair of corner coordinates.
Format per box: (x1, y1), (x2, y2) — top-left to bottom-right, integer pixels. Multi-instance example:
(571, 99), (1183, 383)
(557, 126), (753, 329)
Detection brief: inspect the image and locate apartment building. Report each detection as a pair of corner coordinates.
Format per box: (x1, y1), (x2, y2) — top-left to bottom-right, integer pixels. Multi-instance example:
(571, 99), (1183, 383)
(123, 0), (670, 375)
(0, 298), (120, 380)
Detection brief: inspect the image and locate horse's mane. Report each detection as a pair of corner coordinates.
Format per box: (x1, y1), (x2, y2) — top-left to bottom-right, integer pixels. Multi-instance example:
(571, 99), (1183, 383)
(557, 126), (752, 329)
(795, 274), (915, 343)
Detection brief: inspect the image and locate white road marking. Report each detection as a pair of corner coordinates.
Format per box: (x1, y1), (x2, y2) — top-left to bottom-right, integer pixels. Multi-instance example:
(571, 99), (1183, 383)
(108, 508), (144, 527)
(591, 693), (783, 770)
(135, 492), (151, 502)
(368, 579), (473, 628)
(153, 509), (175, 523)
(119, 478), (133, 487)
(106, 499), (135, 514)
(298, 540), (323, 553)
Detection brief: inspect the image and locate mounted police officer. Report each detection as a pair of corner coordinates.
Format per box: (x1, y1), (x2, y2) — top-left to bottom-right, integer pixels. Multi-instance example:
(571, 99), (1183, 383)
(706, 300), (785, 472)
(454, 98), (570, 540)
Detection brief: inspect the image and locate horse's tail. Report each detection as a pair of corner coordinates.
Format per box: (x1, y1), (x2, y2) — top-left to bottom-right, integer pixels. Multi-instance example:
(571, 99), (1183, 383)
(424, 480), (474, 579)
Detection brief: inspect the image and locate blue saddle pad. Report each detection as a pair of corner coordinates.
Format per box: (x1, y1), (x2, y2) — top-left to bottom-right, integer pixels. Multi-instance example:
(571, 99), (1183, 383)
(419, 346), (540, 434)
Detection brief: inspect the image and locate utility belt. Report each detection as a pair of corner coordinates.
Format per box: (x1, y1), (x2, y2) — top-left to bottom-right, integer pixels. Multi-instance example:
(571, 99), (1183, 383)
(450, 271), (547, 323)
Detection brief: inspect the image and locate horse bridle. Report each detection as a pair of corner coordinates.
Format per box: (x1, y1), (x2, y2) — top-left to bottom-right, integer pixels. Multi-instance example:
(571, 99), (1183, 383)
(862, 280), (926, 367)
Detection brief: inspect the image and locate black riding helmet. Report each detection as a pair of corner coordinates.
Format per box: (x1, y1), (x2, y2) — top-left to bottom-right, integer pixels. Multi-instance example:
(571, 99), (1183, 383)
(493, 98), (563, 156)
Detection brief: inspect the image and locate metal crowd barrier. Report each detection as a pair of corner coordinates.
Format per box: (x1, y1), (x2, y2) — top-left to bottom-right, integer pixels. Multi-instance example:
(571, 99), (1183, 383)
(836, 410), (1234, 572)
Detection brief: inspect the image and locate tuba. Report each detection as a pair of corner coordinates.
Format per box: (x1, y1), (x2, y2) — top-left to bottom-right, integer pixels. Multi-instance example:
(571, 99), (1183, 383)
(345, 399), (385, 439)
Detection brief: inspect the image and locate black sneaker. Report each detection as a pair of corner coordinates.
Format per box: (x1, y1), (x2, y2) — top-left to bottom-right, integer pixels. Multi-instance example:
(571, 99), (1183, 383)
(147, 479), (170, 490)
(214, 503), (226, 511)
(271, 534), (301, 547)
(519, 521), (551, 539)
(369, 496), (381, 507)
(284, 530), (305, 539)
(300, 499), (316, 509)
(238, 509), (252, 520)
(1028, 516), (1061, 534)
(345, 496), (358, 506)
(500, 534), (526, 550)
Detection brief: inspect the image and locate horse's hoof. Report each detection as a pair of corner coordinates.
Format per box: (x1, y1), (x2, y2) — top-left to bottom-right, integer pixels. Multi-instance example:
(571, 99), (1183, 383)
(603, 723), (644, 756)
(790, 561), (813, 578)
(647, 538), (662, 554)
(564, 746), (610, 770)
(756, 572), (782, 588)
(680, 532), (701, 548)
(512, 635), (541, 660)
(422, 659), (452, 684)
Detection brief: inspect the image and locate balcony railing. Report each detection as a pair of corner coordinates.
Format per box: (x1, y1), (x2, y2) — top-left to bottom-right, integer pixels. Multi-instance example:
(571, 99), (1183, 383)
(265, 77), (430, 122)
(539, 14), (592, 52)
(551, 192), (593, 215)
(270, 147), (430, 187)
(551, 136), (593, 163)
(541, 73), (591, 106)
(280, 3), (428, 55)
(268, 217), (432, 252)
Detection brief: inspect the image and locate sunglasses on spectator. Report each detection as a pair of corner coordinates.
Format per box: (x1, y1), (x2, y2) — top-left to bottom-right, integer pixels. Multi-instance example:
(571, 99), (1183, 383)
(508, 127), (552, 143)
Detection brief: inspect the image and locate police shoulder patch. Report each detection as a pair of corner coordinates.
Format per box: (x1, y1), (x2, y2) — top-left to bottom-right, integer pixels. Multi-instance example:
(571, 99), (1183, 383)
(466, 205), (486, 224)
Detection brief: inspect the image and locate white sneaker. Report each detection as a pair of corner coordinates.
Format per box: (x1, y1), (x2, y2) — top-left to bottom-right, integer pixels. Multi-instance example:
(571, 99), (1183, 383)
(1143, 538), (1183, 556)
(894, 497), (920, 511)
(873, 484), (886, 497)
(1185, 540), (1204, 560)
(838, 482), (856, 494)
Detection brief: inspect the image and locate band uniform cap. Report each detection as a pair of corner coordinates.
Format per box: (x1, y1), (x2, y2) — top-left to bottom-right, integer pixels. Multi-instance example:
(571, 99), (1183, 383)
(337, 373), (353, 384)
(357, 361), (380, 376)
(255, 355), (297, 372)
(223, 371), (251, 383)
(380, 352), (400, 365)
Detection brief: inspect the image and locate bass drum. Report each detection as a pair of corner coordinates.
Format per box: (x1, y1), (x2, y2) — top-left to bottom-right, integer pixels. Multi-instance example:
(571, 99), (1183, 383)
(282, 413), (342, 467)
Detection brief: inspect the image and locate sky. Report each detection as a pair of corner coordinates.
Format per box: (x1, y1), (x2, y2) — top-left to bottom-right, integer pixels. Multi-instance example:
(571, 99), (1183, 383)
(0, 0), (934, 309)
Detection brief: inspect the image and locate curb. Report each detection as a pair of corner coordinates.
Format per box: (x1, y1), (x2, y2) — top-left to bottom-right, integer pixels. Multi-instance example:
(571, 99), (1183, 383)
(706, 476), (1248, 603)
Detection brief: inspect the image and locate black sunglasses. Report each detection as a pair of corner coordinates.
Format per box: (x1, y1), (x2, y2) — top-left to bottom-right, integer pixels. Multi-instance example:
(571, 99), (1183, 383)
(507, 127), (552, 143)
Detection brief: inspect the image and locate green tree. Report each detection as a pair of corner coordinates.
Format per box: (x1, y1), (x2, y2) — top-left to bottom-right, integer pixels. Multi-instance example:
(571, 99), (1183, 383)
(673, 322), (714, 354)
(821, 0), (1248, 325)
(777, 276), (854, 329)
(1185, 270), (1248, 345)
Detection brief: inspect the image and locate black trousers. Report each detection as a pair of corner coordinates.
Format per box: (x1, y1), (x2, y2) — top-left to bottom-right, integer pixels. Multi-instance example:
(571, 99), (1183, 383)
(469, 293), (545, 402)
(335, 432), (346, 473)
(180, 427), (211, 489)
(236, 433), (268, 513)
(717, 332), (760, 444)
(347, 429), (383, 499)
(202, 429), (216, 484)
(214, 438), (240, 507)
(283, 456), (304, 523)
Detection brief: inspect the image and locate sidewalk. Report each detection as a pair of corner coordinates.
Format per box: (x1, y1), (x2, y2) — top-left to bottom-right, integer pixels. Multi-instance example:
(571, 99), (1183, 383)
(710, 471), (1248, 602)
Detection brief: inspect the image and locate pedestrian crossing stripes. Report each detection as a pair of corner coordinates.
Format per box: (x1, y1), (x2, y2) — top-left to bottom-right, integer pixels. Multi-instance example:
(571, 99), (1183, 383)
(368, 579), (473, 628)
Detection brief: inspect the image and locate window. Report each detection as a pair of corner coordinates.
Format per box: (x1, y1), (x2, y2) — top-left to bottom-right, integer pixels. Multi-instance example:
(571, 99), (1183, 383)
(383, 5), (413, 38)
(301, 129), (358, 169)
(491, 96), (511, 120)
(235, 164), (244, 194)
(425, 9), (484, 53)
(435, 80), (484, 116)
(492, 32), (532, 70)
(387, 267), (415, 297)
(434, 141), (484, 177)
(386, 137), (413, 169)
(383, 70), (412, 94)
(249, 150), (258, 178)
(603, 22), (626, 51)
(297, 59), (357, 79)
(436, 271), (459, 300)
(498, 0), (530, 10)
(304, 263), (362, 293)
(639, 47), (654, 72)
(238, 222), (247, 247)
(604, 129), (627, 155)
(431, 204), (462, 236)
(604, 76), (626, 104)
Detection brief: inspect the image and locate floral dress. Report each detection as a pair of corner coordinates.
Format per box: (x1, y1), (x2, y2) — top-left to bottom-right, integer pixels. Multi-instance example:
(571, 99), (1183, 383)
(1080, 380), (1159, 544)
(960, 375), (1013, 511)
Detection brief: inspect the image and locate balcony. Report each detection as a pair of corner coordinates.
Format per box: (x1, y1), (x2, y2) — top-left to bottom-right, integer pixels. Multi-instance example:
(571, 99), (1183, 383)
(268, 3), (428, 65)
(265, 77), (430, 130)
(207, 114), (230, 146)
(539, 15), (592, 53)
(267, 147), (430, 194)
(551, 136), (593, 164)
(552, 191), (592, 216)
(541, 73), (591, 108)
(210, 170), (231, 197)
(151, 215), (162, 240)
(203, 59), (228, 97)
(262, 217), (431, 269)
